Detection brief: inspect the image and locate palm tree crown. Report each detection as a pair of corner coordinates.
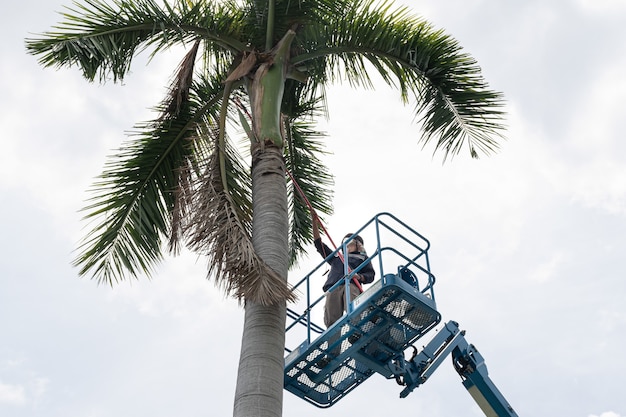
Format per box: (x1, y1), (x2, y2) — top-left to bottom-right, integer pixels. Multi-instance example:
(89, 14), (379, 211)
(27, 0), (504, 304)
(27, 1), (505, 416)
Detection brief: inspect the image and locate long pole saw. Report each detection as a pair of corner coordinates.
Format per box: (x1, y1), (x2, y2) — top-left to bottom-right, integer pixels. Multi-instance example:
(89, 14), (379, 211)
(286, 169), (363, 292)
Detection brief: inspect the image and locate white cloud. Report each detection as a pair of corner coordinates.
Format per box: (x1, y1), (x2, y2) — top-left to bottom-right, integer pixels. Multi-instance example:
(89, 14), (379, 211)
(598, 308), (626, 333)
(103, 249), (237, 320)
(0, 46), (187, 244)
(556, 61), (626, 216)
(589, 412), (622, 417)
(528, 251), (567, 283)
(577, 0), (626, 13)
(30, 377), (49, 406)
(0, 381), (26, 406)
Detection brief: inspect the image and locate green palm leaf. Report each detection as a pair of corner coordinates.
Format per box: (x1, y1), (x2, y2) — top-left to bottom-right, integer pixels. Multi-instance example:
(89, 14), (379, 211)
(74, 56), (225, 284)
(25, 0), (248, 82)
(75, 113), (196, 282)
(285, 114), (334, 267)
(292, 0), (505, 159)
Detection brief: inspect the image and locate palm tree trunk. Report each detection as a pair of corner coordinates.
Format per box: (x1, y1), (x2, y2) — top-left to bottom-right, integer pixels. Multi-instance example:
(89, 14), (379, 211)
(233, 144), (288, 417)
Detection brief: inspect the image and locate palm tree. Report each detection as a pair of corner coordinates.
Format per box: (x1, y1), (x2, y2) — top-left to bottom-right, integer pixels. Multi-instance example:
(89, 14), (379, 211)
(26, 0), (505, 416)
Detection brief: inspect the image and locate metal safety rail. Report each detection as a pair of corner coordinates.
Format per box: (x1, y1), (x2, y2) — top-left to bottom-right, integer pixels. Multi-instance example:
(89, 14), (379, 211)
(284, 213), (442, 407)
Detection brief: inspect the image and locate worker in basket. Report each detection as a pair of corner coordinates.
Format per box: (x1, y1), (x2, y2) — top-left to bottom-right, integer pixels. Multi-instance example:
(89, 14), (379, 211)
(312, 214), (375, 328)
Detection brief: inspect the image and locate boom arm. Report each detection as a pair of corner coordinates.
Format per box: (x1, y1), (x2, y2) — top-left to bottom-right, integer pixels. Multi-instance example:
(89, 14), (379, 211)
(391, 321), (519, 417)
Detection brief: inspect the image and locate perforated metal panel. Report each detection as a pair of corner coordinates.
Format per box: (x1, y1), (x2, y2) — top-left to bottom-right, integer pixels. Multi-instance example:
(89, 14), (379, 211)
(284, 275), (441, 407)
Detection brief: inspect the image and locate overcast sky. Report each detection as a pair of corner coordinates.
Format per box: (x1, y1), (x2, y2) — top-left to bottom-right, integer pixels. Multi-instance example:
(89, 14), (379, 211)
(2, 0), (625, 416)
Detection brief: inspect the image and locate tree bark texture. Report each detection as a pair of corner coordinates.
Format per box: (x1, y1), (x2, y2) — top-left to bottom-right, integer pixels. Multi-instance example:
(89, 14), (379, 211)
(233, 144), (288, 417)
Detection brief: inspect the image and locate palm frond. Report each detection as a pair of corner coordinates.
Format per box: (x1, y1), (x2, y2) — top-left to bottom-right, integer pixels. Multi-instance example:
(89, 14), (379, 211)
(75, 118), (193, 283)
(161, 39), (200, 119)
(185, 128), (295, 304)
(25, 0), (248, 82)
(293, 0), (505, 160)
(242, 0), (341, 50)
(166, 61), (228, 253)
(285, 114), (334, 268)
(74, 69), (225, 284)
(162, 40), (200, 254)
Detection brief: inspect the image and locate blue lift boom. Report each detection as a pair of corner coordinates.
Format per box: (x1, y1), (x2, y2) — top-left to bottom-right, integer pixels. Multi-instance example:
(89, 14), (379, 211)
(284, 213), (518, 416)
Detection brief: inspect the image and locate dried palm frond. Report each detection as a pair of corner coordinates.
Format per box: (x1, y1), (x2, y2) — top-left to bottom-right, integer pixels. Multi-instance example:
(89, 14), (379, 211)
(186, 133), (296, 305)
(160, 40), (201, 119)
